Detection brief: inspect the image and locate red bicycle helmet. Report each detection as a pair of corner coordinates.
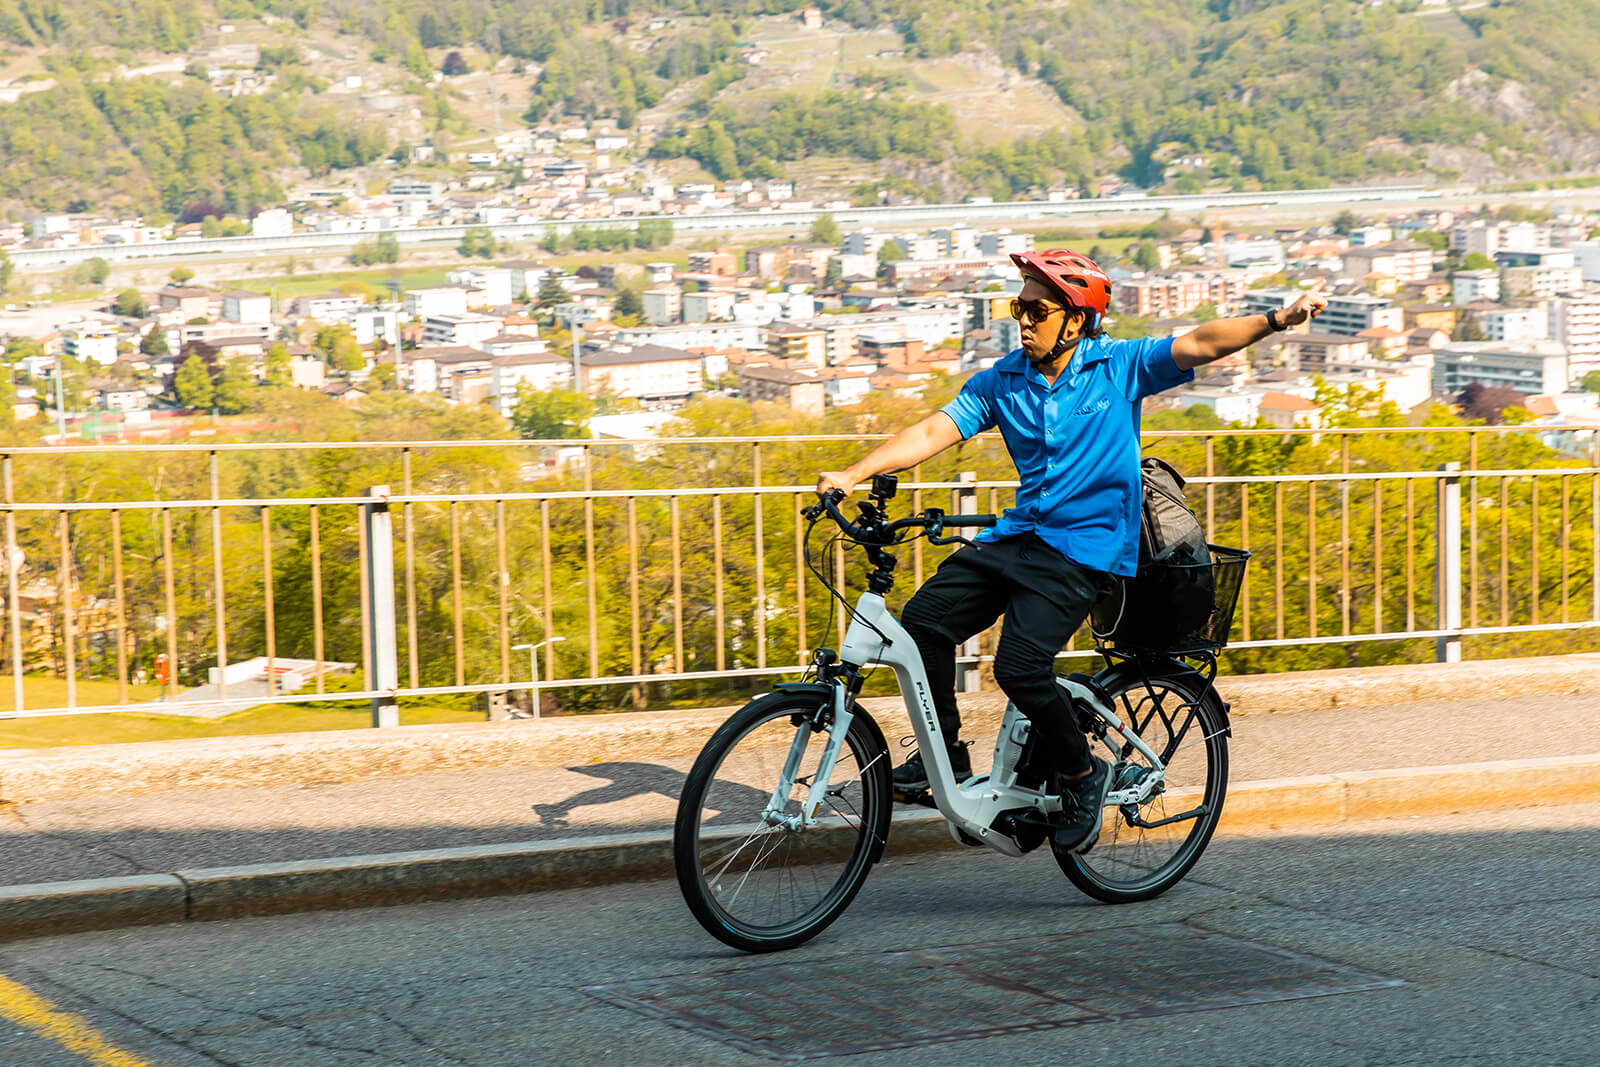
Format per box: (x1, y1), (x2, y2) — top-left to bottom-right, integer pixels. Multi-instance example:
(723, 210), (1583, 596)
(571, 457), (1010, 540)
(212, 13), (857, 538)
(1010, 248), (1112, 323)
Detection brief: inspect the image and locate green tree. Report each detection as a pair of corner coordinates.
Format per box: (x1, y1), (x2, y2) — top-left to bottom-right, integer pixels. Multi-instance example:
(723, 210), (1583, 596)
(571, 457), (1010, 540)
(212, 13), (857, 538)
(1462, 252), (1495, 271)
(174, 352), (214, 409)
(113, 289), (147, 317)
(536, 272), (568, 310)
(169, 267), (195, 285)
(457, 226), (496, 259)
(823, 257), (844, 290)
(83, 257), (111, 286)
(315, 324), (364, 372)
(264, 343), (292, 386)
(510, 384), (592, 439)
(810, 213), (840, 245)
(613, 287), (643, 319)
(0, 249), (12, 295)
(139, 329), (169, 356)
(1133, 241), (1161, 270)
(1332, 210), (1358, 235)
(214, 357), (254, 414)
(1580, 370), (1600, 395)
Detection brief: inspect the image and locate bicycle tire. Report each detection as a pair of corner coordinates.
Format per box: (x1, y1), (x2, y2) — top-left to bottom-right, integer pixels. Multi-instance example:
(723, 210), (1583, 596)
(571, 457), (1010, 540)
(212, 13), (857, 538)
(674, 690), (892, 953)
(1052, 666), (1228, 903)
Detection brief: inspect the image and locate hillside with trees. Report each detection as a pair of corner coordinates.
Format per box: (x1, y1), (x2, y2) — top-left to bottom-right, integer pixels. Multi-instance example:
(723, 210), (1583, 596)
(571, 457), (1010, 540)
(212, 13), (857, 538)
(0, 0), (1595, 214)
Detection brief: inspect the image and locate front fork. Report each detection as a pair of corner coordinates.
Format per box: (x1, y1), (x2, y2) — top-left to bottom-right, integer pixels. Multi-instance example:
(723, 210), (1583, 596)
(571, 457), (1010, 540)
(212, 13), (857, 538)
(762, 663), (860, 830)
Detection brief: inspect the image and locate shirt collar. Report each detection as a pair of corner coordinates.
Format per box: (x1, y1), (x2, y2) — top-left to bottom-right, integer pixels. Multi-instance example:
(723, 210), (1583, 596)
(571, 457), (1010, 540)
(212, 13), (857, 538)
(999, 336), (1110, 377)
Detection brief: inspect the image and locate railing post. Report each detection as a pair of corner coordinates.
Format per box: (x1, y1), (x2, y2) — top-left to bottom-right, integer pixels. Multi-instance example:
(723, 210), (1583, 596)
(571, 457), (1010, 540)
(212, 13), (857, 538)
(366, 485), (400, 727)
(1436, 463), (1462, 663)
(954, 471), (981, 692)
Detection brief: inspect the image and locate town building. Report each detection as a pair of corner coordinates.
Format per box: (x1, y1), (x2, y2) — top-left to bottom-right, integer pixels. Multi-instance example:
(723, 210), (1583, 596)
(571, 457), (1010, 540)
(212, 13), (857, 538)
(1549, 292), (1600, 377)
(421, 312), (502, 348)
(1320, 294), (1404, 337)
(1431, 341), (1568, 397)
(404, 286), (471, 320)
(581, 344), (703, 407)
(1340, 241), (1434, 284)
(490, 352), (574, 414)
(222, 290), (271, 325)
(737, 362), (825, 417)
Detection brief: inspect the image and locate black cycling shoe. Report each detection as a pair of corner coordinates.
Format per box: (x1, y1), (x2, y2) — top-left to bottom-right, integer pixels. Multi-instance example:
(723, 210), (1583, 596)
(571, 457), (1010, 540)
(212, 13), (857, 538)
(891, 741), (972, 792)
(1051, 755), (1113, 855)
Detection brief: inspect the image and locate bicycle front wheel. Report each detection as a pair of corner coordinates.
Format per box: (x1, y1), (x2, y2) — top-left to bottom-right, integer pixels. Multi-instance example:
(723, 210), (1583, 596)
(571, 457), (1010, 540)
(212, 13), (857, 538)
(674, 690), (892, 953)
(1053, 667), (1228, 903)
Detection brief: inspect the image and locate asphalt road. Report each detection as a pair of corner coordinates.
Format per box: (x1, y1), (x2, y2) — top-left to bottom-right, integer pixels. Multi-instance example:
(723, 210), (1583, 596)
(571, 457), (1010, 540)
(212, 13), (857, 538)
(1, 803), (1596, 1066)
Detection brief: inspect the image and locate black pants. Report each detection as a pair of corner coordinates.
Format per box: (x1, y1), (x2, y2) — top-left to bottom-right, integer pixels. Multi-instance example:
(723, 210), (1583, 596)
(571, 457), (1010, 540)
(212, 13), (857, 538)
(900, 533), (1116, 776)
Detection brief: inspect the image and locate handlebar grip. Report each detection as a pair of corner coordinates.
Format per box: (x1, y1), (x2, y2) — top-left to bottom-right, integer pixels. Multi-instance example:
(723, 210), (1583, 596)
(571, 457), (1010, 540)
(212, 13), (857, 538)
(942, 514), (997, 528)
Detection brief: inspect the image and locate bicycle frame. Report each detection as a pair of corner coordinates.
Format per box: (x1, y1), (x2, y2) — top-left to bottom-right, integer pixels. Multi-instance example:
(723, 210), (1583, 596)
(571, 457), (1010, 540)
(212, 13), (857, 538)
(809, 590), (1172, 858)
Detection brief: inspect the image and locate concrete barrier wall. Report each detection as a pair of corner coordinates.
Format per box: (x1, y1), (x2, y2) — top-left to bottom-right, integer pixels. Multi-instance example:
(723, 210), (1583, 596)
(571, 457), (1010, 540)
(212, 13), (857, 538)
(3, 653), (1598, 804)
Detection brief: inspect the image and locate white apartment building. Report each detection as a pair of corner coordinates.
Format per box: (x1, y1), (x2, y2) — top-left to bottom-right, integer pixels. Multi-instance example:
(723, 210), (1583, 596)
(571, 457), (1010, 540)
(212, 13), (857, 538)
(1503, 263), (1585, 300)
(580, 344), (703, 406)
(296, 291), (363, 319)
(1341, 241), (1434, 284)
(934, 226), (980, 258)
(250, 208), (294, 237)
(1347, 225), (1392, 246)
(683, 289), (735, 323)
(446, 267), (516, 308)
(1432, 341), (1568, 397)
(897, 235), (942, 261)
(1549, 291), (1600, 376)
(642, 288), (682, 326)
(421, 312), (502, 348)
(1452, 270), (1500, 306)
(348, 308), (400, 348)
(1320, 294), (1403, 337)
(614, 321), (763, 351)
(489, 352), (574, 415)
(222, 290), (271, 325)
(842, 229), (894, 256)
(1477, 304), (1548, 345)
(978, 231), (1033, 257)
(404, 286), (470, 320)
(60, 321), (119, 365)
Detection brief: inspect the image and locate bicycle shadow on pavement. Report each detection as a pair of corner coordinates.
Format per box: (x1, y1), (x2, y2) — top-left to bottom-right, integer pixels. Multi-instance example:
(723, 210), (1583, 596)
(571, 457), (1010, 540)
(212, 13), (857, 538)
(530, 762), (773, 829)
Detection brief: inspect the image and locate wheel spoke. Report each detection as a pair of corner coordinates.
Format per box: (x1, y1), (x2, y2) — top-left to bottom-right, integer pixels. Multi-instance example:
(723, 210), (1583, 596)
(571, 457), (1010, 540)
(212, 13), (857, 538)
(675, 698), (889, 951)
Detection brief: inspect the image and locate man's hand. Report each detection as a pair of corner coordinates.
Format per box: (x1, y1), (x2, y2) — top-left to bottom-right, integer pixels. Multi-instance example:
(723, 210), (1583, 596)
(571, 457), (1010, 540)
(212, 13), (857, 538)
(1280, 281), (1329, 329)
(816, 471), (857, 498)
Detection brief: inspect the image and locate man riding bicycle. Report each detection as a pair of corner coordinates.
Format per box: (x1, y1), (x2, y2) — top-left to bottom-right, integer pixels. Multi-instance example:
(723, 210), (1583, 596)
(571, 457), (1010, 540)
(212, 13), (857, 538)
(817, 248), (1326, 853)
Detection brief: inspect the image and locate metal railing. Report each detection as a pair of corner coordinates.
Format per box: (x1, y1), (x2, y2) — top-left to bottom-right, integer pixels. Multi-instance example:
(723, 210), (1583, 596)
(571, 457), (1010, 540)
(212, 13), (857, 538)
(1, 424), (1596, 723)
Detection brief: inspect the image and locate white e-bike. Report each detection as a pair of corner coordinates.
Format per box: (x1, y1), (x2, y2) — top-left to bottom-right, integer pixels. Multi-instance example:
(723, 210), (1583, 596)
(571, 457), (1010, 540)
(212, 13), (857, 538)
(673, 475), (1236, 953)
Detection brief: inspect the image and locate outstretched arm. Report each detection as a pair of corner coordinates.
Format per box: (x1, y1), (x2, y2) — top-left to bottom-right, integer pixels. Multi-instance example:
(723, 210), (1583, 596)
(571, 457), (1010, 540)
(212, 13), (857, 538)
(1172, 284), (1329, 371)
(817, 412), (965, 496)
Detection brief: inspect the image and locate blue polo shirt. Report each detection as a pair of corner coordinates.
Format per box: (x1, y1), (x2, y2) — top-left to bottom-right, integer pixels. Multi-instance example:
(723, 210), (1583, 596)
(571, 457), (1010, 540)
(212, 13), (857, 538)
(940, 335), (1193, 577)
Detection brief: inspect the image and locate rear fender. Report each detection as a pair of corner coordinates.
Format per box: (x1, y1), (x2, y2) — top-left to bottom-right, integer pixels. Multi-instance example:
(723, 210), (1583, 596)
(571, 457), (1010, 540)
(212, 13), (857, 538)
(1090, 659), (1232, 738)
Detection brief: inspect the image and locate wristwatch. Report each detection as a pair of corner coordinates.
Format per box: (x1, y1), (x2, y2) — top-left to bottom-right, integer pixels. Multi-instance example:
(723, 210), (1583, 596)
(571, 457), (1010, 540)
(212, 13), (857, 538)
(1265, 308), (1284, 332)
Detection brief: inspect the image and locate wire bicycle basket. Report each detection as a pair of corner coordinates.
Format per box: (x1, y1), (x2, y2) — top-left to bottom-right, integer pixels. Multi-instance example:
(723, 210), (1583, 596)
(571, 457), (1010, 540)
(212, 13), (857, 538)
(1091, 545), (1251, 654)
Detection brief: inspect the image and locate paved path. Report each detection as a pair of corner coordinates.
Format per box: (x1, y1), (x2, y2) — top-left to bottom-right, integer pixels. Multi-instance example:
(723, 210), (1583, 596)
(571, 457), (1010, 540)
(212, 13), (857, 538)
(0, 801), (1595, 1065)
(3, 691), (1595, 889)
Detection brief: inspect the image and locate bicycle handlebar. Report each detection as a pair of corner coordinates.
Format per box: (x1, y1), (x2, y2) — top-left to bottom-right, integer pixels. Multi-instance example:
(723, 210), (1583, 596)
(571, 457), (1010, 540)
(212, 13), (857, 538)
(803, 490), (996, 545)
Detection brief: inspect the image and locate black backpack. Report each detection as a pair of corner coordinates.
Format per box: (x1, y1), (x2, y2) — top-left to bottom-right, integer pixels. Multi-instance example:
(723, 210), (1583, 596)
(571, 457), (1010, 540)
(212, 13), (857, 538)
(1091, 457), (1215, 649)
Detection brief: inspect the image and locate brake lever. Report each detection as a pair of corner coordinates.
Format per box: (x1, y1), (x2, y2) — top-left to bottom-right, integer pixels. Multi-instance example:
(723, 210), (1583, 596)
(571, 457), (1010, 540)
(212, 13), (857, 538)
(928, 532), (977, 548)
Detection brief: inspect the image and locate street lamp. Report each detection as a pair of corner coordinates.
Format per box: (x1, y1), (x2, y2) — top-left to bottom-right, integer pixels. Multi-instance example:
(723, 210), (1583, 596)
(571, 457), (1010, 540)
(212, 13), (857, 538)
(511, 636), (565, 719)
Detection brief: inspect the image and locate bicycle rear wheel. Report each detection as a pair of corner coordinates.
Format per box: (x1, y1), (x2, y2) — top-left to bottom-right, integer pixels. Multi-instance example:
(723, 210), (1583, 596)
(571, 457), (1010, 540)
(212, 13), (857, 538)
(1053, 667), (1228, 903)
(674, 690), (892, 953)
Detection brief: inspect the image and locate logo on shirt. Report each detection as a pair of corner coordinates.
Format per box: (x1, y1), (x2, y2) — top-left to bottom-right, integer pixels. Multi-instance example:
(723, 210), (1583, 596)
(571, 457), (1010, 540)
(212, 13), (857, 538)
(1070, 397), (1111, 417)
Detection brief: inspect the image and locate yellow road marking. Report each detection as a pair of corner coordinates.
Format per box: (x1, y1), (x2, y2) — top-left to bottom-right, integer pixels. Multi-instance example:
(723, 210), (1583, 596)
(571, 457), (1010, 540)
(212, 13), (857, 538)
(0, 973), (151, 1067)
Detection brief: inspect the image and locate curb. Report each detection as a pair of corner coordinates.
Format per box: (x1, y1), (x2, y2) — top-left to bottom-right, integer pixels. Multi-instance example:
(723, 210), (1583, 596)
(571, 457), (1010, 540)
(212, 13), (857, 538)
(2, 753), (1596, 943)
(5, 653), (1600, 803)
